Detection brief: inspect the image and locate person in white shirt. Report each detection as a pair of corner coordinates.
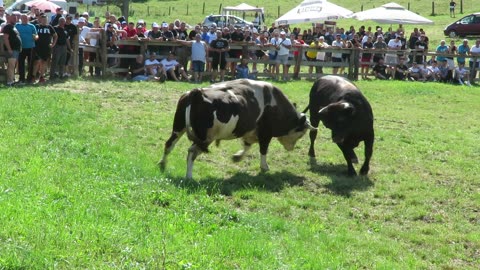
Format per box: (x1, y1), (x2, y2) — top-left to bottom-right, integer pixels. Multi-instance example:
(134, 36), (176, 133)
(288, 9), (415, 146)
(144, 52), (165, 79)
(276, 31), (292, 81)
(469, 39), (480, 83)
(386, 35), (402, 66)
(160, 51), (189, 81)
(331, 34), (344, 74)
(455, 62), (471, 86)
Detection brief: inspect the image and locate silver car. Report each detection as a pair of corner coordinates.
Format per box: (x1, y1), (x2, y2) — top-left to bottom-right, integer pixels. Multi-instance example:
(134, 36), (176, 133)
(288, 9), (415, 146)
(202, 15), (253, 28)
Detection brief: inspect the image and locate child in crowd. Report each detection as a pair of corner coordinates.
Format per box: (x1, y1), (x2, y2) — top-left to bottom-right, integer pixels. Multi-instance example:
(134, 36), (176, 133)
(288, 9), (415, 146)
(236, 57), (256, 79)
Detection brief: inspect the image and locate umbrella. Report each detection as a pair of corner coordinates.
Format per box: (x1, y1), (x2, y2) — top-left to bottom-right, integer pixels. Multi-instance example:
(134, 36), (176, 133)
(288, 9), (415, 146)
(25, 0), (61, 12)
(349, 2), (434, 25)
(275, 0), (353, 26)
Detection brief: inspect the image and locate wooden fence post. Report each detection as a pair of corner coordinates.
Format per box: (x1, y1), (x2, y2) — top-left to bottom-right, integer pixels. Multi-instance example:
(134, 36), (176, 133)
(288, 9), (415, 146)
(73, 34), (79, 77)
(101, 30), (107, 77)
(431, 1), (435, 16)
(203, 2), (205, 14)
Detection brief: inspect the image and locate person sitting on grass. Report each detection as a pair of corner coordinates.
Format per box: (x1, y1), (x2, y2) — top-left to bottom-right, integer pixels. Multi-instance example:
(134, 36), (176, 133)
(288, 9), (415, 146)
(394, 57), (408, 80)
(236, 57), (256, 79)
(407, 62), (424, 81)
(455, 62), (471, 86)
(372, 57), (392, 80)
(130, 54), (163, 82)
(160, 51), (190, 82)
(145, 52), (166, 82)
(438, 60), (452, 83)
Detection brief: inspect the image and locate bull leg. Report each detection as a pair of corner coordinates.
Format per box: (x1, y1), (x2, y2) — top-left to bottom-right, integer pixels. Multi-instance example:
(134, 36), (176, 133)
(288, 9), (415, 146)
(360, 136), (374, 175)
(337, 144), (357, 176)
(258, 136), (272, 172)
(308, 129), (319, 163)
(158, 131), (185, 171)
(308, 118), (320, 164)
(186, 144), (202, 179)
(232, 141), (252, 162)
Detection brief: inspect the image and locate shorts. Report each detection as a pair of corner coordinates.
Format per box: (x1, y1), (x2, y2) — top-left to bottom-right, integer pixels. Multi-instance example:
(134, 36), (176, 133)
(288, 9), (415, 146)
(276, 54), (289, 65)
(332, 57), (342, 63)
(268, 53), (277, 61)
(6, 50), (20, 59)
(192, 60), (205, 72)
(35, 46), (52, 61)
(211, 56), (226, 70)
(361, 56), (372, 67)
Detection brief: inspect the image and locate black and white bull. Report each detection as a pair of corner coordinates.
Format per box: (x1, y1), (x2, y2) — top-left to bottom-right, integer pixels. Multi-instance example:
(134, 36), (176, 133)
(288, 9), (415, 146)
(159, 79), (315, 179)
(303, 75), (374, 176)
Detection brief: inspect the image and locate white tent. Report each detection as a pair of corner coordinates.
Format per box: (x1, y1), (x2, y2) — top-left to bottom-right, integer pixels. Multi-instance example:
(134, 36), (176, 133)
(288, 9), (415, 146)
(222, 3), (264, 27)
(275, 0), (353, 26)
(349, 2), (434, 25)
(222, 3), (263, 14)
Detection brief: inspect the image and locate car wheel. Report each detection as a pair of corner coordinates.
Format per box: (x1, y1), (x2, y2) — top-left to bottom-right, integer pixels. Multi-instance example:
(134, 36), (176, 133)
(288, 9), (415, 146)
(448, 31), (458, 38)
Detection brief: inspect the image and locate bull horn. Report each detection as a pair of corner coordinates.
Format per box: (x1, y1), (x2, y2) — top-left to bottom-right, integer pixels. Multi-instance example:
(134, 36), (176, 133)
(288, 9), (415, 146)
(305, 120), (317, 131)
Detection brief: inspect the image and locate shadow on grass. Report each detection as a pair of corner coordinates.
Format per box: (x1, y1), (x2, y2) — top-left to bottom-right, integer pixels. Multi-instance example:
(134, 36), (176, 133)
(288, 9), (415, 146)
(169, 171), (306, 196)
(309, 161), (374, 197)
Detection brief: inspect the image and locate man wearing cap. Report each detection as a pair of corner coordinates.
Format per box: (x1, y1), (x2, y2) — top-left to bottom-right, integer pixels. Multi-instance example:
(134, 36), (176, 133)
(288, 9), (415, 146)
(275, 30), (292, 81)
(373, 35), (387, 64)
(50, 7), (63, 26)
(2, 12), (22, 86)
(33, 14), (57, 83)
(331, 33), (344, 75)
(16, 14), (38, 84)
(147, 22), (162, 55)
(82, 12), (93, 27)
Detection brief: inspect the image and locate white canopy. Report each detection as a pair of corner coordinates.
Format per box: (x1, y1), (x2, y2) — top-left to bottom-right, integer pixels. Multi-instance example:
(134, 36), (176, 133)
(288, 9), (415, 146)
(223, 3), (263, 14)
(275, 0), (353, 26)
(349, 2), (434, 25)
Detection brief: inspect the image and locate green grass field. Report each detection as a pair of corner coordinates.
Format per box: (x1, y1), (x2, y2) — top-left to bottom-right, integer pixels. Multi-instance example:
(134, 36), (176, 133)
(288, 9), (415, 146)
(0, 78), (479, 269)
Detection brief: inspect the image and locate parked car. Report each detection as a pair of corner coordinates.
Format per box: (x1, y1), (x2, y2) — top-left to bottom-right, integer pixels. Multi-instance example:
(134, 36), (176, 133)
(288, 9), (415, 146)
(202, 15), (253, 28)
(444, 12), (480, 38)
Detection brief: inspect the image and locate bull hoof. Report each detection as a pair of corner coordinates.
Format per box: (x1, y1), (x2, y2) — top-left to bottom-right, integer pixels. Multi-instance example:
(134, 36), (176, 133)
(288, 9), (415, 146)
(158, 160), (166, 171)
(360, 165), (369, 175)
(232, 154), (243, 162)
(309, 156), (317, 165)
(347, 169), (357, 177)
(260, 166), (270, 172)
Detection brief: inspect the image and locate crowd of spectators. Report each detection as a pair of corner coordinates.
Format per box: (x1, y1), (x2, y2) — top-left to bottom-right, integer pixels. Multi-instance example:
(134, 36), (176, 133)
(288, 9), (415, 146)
(1, 4), (480, 86)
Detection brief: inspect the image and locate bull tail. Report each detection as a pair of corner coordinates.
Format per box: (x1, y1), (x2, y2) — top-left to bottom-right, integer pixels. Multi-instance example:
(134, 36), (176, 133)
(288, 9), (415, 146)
(185, 89), (209, 153)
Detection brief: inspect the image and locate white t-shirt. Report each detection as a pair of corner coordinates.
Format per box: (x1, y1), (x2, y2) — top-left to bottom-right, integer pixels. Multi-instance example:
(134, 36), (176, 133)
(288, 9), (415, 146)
(160, 58), (179, 71)
(470, 45), (480, 62)
(278, 38), (292, 56)
(387, 39), (402, 50)
(145, 58), (161, 74)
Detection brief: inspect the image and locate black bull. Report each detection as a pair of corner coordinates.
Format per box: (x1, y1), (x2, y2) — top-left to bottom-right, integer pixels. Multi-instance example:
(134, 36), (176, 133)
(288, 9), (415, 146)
(159, 79), (315, 179)
(303, 75), (374, 176)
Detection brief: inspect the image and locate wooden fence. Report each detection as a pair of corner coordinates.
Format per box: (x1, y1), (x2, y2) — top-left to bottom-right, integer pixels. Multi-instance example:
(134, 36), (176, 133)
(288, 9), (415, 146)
(0, 32), (479, 83)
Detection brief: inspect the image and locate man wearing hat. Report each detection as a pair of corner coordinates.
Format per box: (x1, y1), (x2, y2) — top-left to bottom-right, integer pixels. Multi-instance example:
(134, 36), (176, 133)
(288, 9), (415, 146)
(82, 11), (93, 27)
(50, 7), (63, 26)
(147, 22), (162, 55)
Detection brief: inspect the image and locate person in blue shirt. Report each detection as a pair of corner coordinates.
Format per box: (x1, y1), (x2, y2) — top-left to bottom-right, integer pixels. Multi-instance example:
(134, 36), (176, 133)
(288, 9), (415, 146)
(457, 39), (470, 65)
(436, 40), (449, 63)
(236, 57), (256, 80)
(15, 14), (38, 83)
